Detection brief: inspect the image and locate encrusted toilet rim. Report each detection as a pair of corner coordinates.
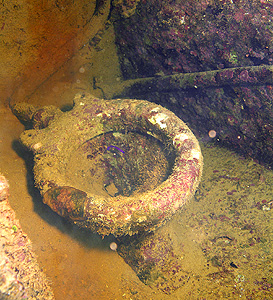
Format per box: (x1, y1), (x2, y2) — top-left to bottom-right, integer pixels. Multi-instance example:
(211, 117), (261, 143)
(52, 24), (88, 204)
(15, 93), (203, 237)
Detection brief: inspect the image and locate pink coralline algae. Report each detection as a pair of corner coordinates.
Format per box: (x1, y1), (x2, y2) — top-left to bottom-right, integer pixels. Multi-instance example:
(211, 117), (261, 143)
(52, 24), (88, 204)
(217, 69), (234, 81)
(238, 69), (256, 83)
(113, 0), (273, 77)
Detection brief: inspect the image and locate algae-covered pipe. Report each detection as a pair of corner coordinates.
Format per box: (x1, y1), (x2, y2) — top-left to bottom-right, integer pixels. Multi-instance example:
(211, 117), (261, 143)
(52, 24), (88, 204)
(100, 64), (273, 99)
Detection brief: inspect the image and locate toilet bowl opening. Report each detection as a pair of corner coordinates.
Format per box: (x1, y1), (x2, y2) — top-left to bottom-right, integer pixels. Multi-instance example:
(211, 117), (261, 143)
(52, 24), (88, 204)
(65, 130), (176, 198)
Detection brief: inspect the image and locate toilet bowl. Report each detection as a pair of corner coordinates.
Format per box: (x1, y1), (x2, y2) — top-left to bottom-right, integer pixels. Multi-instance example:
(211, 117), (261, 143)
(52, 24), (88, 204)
(14, 93), (203, 237)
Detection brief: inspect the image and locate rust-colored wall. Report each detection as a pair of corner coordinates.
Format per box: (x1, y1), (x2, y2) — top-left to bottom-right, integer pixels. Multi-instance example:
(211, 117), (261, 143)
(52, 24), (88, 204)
(0, 0), (109, 104)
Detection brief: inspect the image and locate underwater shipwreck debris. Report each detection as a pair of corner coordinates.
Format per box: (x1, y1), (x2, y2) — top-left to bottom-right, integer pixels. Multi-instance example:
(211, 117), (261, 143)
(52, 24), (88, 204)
(0, 174), (54, 300)
(109, 0), (273, 168)
(12, 93), (203, 237)
(102, 64), (273, 99)
(117, 229), (191, 295)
